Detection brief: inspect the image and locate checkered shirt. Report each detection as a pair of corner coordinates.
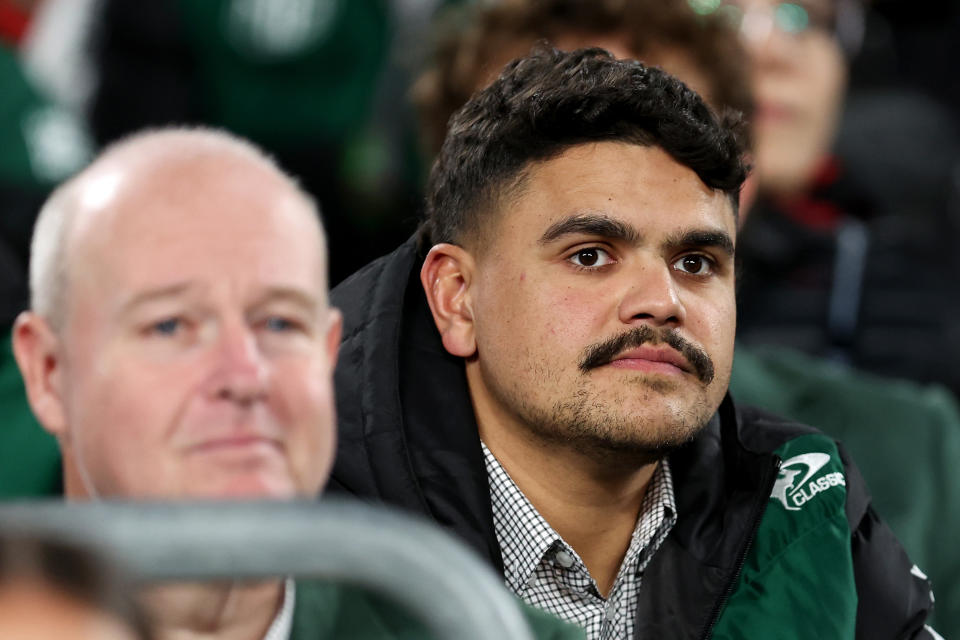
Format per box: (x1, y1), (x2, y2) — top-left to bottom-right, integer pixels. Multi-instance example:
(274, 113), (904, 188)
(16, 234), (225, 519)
(482, 443), (677, 640)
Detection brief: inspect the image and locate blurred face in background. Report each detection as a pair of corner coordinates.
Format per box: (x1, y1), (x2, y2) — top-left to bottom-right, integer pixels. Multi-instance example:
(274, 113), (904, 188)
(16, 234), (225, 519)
(730, 0), (847, 195)
(552, 33), (716, 108)
(0, 581), (138, 640)
(15, 143), (341, 501)
(477, 33), (716, 117)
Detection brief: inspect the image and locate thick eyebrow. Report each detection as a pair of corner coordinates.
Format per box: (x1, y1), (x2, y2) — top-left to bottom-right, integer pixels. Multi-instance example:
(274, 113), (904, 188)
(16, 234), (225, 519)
(538, 212), (641, 246)
(664, 229), (736, 258)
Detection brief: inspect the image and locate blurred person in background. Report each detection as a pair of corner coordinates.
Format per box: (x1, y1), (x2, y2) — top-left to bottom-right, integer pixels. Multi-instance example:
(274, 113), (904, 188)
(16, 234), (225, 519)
(723, 0), (960, 395)
(0, 0), (93, 499)
(414, 0), (753, 156)
(0, 532), (151, 640)
(86, 0), (425, 286)
(10, 127), (580, 640)
(410, 0), (960, 634)
(330, 44), (936, 638)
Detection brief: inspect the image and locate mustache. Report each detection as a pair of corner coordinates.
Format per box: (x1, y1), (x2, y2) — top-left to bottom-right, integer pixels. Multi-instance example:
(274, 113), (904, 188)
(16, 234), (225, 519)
(578, 326), (715, 384)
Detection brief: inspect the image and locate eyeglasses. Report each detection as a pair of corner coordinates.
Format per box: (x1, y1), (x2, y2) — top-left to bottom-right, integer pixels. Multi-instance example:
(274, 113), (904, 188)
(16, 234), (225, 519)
(688, 0), (864, 54)
(689, 0), (834, 36)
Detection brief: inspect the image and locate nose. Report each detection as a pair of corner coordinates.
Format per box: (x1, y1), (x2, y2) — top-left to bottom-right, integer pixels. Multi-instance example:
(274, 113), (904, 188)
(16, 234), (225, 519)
(617, 259), (685, 327)
(208, 321), (269, 405)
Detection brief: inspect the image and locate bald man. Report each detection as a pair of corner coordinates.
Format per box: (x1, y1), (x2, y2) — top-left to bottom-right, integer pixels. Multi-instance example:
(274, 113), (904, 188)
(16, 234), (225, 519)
(11, 127), (340, 639)
(9, 128), (580, 640)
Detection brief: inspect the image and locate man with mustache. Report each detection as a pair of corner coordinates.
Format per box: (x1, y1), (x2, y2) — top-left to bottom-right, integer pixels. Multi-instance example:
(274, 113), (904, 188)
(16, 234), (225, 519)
(330, 47), (936, 638)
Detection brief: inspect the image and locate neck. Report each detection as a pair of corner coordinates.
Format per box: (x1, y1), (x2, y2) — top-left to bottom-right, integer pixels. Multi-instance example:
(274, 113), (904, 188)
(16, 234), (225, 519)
(475, 399), (657, 597)
(142, 580), (284, 640)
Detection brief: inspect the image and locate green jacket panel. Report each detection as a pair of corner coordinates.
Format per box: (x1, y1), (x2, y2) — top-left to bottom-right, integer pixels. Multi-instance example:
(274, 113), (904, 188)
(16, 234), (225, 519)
(713, 434), (857, 639)
(730, 345), (960, 636)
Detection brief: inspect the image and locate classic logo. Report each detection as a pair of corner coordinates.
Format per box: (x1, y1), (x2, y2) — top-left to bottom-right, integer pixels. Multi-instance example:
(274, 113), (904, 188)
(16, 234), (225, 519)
(771, 452), (845, 511)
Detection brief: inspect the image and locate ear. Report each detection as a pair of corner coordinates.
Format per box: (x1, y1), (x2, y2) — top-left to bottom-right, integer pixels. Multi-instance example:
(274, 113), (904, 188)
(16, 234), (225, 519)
(324, 307), (343, 371)
(11, 311), (69, 439)
(420, 243), (478, 358)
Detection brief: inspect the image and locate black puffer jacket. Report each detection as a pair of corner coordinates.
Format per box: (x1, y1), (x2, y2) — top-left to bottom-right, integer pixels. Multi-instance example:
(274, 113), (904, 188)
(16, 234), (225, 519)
(329, 238), (936, 639)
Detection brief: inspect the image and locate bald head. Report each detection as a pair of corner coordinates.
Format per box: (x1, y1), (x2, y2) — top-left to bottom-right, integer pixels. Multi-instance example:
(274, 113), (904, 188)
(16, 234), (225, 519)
(30, 128), (327, 330)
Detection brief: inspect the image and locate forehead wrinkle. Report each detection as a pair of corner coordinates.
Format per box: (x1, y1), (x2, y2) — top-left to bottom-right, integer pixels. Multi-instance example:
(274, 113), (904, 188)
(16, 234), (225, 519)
(538, 211), (642, 246)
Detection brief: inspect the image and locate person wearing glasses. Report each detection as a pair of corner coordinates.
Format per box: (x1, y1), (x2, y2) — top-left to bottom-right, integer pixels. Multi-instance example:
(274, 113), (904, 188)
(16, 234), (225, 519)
(725, 0), (960, 399)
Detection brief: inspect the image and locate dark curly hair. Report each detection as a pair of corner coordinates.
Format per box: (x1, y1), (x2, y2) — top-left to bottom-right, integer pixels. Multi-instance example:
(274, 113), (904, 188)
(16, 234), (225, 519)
(421, 46), (748, 249)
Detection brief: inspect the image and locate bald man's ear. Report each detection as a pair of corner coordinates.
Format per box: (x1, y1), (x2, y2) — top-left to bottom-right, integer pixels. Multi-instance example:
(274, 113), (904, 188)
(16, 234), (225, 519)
(420, 244), (478, 358)
(11, 312), (69, 439)
(324, 307), (342, 371)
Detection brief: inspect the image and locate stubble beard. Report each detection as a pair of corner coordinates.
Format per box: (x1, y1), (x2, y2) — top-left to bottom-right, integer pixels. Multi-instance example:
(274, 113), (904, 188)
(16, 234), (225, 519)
(505, 372), (715, 468)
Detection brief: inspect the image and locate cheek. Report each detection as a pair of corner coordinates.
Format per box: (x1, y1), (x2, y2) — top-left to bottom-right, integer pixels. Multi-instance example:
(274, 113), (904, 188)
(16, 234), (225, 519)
(66, 350), (186, 446)
(484, 279), (606, 359)
(792, 43), (846, 133)
(270, 358), (337, 490)
(542, 287), (609, 347)
(693, 296), (736, 366)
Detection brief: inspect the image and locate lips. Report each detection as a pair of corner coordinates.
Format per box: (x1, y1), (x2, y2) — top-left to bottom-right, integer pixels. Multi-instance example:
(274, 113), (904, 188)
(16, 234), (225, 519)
(607, 345), (692, 375)
(579, 326), (715, 383)
(755, 100), (796, 125)
(185, 433), (282, 455)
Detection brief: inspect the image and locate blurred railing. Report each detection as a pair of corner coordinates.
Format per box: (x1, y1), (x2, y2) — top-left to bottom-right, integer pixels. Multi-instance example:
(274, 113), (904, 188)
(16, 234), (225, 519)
(0, 499), (534, 640)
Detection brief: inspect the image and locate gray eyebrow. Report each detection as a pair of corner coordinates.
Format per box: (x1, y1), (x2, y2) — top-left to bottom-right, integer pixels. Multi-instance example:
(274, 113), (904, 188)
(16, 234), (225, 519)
(118, 282), (198, 316)
(117, 283), (321, 317)
(248, 287), (321, 313)
(538, 213), (641, 246)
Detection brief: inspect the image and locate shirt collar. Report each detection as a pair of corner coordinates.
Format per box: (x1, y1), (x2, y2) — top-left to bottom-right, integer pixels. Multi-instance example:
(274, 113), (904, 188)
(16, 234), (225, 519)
(482, 442), (676, 596)
(262, 578), (295, 640)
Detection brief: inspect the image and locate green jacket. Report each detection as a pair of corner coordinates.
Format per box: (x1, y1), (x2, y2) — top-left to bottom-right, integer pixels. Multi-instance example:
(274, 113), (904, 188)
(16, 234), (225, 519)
(731, 345), (960, 637)
(292, 580), (583, 639)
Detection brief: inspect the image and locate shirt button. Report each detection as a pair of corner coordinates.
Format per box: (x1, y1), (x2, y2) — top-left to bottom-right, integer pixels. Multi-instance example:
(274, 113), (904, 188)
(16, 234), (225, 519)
(554, 550), (575, 568)
(526, 574), (539, 588)
(604, 603), (617, 623)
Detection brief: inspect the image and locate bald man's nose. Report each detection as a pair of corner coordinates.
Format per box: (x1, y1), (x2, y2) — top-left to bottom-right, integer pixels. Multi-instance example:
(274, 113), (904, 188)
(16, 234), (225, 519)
(208, 323), (269, 405)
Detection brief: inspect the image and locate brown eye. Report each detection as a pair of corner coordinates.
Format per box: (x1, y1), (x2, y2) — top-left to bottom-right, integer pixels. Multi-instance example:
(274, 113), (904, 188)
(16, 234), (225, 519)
(568, 247), (614, 269)
(674, 254), (713, 276)
(577, 249), (598, 266)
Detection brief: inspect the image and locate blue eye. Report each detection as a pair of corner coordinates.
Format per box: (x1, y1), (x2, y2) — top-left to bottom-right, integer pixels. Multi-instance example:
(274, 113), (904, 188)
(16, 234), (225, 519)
(264, 316), (296, 332)
(152, 318), (181, 335)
